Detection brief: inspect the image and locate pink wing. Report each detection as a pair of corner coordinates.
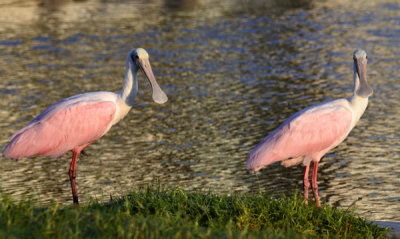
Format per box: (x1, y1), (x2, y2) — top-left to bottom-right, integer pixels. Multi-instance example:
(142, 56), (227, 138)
(3, 100), (116, 160)
(247, 100), (353, 172)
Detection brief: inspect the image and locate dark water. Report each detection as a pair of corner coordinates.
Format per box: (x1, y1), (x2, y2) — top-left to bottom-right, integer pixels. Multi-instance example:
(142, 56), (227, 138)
(0, 0), (399, 221)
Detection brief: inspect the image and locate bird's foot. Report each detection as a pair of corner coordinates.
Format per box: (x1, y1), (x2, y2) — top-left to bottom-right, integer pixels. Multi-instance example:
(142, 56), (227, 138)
(315, 196), (321, 207)
(72, 195), (79, 205)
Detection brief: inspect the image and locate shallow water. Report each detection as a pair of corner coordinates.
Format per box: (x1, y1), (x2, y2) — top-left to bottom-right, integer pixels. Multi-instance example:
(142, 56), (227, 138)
(0, 0), (399, 221)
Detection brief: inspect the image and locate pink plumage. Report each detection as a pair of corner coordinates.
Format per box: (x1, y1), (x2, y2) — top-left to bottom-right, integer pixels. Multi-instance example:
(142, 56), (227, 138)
(3, 92), (117, 160)
(247, 99), (353, 172)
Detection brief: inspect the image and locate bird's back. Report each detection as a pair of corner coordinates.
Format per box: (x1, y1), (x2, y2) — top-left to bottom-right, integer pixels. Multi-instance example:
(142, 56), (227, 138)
(247, 99), (353, 172)
(3, 92), (118, 160)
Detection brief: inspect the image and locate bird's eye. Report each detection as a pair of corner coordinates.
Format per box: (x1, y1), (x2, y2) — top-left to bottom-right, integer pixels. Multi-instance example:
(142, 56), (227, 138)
(136, 55), (139, 60)
(366, 55), (368, 59)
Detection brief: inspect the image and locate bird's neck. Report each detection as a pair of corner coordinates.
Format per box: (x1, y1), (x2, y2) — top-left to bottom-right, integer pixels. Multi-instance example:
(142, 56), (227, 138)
(349, 94), (368, 121)
(114, 61), (138, 124)
(348, 73), (369, 128)
(119, 61), (138, 107)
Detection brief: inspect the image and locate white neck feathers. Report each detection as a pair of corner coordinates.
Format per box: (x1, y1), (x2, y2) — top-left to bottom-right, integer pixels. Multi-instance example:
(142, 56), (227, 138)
(112, 59), (138, 125)
(120, 60), (138, 106)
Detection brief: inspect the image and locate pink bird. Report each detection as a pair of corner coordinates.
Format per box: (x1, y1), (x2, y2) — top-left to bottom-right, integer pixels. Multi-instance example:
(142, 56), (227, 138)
(3, 48), (168, 204)
(247, 49), (373, 207)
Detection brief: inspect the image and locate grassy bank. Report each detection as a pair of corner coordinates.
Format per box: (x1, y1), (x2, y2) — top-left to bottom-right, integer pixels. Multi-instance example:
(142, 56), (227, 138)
(0, 187), (388, 238)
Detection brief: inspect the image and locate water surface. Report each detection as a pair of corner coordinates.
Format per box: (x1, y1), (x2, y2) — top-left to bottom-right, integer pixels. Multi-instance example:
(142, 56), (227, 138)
(0, 0), (399, 221)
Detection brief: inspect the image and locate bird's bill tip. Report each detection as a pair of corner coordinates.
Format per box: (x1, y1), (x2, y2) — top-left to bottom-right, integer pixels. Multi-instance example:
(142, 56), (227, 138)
(248, 169), (262, 176)
(152, 91), (168, 104)
(247, 165), (260, 174)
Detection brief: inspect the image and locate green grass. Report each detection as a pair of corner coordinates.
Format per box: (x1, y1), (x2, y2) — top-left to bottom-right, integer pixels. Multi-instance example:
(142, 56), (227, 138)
(0, 187), (389, 238)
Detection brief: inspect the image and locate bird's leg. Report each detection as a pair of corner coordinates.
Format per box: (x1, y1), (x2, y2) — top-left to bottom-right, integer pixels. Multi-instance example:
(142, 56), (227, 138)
(311, 161), (321, 207)
(69, 151), (80, 204)
(303, 164), (310, 205)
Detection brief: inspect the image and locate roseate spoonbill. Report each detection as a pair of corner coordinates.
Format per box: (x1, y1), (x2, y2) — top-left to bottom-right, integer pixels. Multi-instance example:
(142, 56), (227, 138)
(247, 49), (373, 207)
(3, 48), (168, 204)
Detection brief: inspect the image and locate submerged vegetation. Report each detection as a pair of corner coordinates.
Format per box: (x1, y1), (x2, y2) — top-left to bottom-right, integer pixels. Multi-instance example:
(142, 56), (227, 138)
(0, 187), (388, 238)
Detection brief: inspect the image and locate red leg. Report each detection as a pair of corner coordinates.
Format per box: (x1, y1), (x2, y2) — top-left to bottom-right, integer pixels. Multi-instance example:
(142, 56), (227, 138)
(311, 161), (321, 207)
(303, 163), (310, 205)
(69, 150), (80, 204)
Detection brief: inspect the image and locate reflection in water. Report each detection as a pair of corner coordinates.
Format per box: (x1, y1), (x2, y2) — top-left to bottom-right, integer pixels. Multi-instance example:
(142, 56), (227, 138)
(0, 0), (399, 221)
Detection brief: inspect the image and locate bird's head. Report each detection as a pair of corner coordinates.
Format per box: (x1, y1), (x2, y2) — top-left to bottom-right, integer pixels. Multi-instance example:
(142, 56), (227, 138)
(128, 48), (168, 104)
(130, 48), (149, 62)
(353, 49), (373, 98)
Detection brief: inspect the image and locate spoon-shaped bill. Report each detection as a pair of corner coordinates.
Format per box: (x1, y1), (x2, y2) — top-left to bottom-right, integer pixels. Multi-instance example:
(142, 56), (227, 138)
(355, 58), (373, 97)
(138, 58), (168, 104)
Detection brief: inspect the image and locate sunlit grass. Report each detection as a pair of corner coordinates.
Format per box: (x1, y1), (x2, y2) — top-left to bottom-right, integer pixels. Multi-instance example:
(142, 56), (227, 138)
(0, 187), (389, 238)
